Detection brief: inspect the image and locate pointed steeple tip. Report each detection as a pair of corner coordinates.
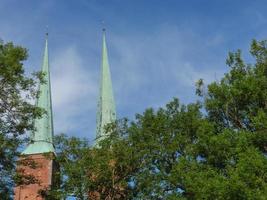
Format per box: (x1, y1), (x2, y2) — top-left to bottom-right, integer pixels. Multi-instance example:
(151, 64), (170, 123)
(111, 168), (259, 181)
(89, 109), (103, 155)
(96, 24), (116, 144)
(22, 32), (55, 155)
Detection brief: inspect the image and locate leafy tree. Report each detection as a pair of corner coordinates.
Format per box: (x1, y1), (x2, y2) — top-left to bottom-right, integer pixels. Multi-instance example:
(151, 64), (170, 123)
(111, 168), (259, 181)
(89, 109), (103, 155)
(198, 40), (267, 153)
(49, 134), (91, 200)
(0, 40), (42, 199)
(52, 123), (137, 200)
(51, 40), (267, 199)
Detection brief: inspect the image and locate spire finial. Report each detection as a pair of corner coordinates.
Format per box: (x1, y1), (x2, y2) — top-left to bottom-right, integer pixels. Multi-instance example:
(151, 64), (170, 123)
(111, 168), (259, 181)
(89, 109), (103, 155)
(46, 25), (49, 38)
(101, 20), (106, 32)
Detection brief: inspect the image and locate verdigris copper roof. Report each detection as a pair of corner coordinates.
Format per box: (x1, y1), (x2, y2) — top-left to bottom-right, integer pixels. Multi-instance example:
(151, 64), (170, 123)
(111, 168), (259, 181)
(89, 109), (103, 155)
(23, 34), (55, 154)
(96, 30), (116, 143)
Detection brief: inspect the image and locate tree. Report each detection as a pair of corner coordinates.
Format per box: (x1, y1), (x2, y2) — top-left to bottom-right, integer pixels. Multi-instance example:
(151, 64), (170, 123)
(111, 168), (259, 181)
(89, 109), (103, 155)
(126, 40), (267, 199)
(198, 39), (267, 152)
(52, 123), (137, 200)
(0, 40), (42, 199)
(51, 40), (267, 199)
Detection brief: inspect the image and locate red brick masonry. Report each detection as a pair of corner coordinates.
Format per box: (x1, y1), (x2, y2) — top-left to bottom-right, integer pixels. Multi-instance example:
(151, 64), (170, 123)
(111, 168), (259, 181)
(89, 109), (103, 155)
(14, 153), (56, 200)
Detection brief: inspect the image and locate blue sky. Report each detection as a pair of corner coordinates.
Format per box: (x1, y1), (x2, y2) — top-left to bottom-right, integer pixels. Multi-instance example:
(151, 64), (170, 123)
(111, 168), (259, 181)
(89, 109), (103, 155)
(1, 0), (267, 142)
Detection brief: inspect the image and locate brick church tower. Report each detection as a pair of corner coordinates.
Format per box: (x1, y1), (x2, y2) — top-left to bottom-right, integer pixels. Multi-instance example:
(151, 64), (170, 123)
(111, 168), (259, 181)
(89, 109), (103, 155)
(14, 33), (58, 200)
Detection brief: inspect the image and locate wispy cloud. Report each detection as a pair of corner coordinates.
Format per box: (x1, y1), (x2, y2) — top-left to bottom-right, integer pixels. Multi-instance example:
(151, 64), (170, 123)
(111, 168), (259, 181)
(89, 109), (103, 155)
(2, 0), (266, 140)
(108, 25), (226, 114)
(50, 47), (98, 140)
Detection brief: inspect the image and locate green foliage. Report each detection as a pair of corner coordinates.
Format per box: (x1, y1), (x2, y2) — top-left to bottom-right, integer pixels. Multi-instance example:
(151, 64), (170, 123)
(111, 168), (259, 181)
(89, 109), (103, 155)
(0, 40), (42, 199)
(204, 41), (267, 134)
(52, 126), (137, 200)
(4, 39), (260, 200)
(51, 40), (267, 199)
(52, 134), (91, 200)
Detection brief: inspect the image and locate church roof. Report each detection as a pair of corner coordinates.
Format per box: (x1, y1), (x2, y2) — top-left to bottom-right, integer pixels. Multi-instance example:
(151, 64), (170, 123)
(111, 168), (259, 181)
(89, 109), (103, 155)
(96, 29), (116, 142)
(22, 33), (55, 154)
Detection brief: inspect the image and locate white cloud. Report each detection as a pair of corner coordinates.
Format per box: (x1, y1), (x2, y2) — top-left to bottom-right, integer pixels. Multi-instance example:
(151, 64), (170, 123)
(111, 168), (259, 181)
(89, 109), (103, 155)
(50, 47), (98, 139)
(108, 25), (226, 112)
(39, 25), (227, 139)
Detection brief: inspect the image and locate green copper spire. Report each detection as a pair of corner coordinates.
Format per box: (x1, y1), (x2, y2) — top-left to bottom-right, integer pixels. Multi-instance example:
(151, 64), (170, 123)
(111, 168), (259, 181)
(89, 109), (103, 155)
(23, 33), (55, 154)
(96, 29), (116, 141)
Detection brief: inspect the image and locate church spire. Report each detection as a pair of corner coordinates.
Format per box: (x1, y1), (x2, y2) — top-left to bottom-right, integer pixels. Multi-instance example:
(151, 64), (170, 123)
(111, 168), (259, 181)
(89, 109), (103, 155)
(96, 28), (116, 141)
(22, 33), (55, 154)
